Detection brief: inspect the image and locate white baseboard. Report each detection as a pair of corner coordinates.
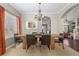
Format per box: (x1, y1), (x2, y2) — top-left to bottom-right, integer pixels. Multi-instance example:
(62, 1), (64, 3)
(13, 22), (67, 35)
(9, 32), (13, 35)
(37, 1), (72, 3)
(6, 44), (14, 50)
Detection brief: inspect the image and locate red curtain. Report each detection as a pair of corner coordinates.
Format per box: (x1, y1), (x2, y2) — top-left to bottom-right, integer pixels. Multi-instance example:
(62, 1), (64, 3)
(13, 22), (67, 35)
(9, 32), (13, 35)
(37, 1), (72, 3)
(0, 5), (6, 55)
(17, 16), (21, 34)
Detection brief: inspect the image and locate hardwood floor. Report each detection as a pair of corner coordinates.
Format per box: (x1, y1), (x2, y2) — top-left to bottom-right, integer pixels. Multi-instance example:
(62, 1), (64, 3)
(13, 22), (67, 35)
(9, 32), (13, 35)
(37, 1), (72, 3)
(3, 43), (79, 56)
(65, 38), (79, 52)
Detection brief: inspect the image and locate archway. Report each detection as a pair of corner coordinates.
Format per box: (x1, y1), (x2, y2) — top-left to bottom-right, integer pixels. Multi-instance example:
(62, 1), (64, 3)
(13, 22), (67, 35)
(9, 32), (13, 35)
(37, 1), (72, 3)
(42, 16), (51, 35)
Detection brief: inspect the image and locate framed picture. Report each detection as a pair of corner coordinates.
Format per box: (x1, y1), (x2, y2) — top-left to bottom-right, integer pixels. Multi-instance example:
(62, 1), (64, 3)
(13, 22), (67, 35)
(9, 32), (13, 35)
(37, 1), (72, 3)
(26, 21), (38, 29)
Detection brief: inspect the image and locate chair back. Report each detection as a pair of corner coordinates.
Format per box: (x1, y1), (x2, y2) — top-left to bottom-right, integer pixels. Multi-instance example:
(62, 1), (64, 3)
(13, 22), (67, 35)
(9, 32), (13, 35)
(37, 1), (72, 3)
(26, 35), (37, 47)
(41, 35), (50, 46)
(14, 33), (22, 43)
(51, 34), (58, 39)
(32, 32), (37, 35)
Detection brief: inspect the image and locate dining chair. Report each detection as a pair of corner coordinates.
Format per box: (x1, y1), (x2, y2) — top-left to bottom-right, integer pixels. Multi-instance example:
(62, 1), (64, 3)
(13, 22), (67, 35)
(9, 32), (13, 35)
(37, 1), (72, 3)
(57, 33), (64, 49)
(32, 32), (37, 35)
(50, 34), (64, 50)
(40, 35), (50, 49)
(26, 35), (37, 49)
(14, 33), (23, 47)
(50, 34), (58, 50)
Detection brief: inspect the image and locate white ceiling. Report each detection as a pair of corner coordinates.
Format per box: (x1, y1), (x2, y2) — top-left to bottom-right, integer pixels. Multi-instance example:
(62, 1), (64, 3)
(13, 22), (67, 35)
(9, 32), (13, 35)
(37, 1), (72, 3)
(9, 3), (69, 14)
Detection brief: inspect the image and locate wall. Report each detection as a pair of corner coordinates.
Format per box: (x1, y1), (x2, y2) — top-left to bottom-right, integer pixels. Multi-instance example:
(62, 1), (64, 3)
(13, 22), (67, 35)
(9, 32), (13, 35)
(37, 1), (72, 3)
(51, 15), (59, 34)
(21, 14), (41, 34)
(57, 18), (65, 33)
(21, 13), (59, 34)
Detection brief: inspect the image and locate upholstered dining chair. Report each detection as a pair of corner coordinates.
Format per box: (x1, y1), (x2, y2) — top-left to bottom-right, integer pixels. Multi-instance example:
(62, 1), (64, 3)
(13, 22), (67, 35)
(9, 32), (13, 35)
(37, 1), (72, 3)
(32, 32), (37, 35)
(40, 35), (50, 49)
(14, 33), (23, 47)
(50, 34), (58, 50)
(26, 35), (37, 49)
(50, 34), (64, 50)
(57, 33), (64, 49)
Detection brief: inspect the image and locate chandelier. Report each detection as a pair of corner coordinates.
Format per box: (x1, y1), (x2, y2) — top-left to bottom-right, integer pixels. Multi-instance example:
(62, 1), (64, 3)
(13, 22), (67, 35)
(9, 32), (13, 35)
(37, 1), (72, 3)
(35, 3), (43, 21)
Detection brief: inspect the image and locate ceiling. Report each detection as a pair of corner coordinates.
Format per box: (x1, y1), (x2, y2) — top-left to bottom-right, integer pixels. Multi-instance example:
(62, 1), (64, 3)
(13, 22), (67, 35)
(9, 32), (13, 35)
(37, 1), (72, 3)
(9, 3), (70, 14)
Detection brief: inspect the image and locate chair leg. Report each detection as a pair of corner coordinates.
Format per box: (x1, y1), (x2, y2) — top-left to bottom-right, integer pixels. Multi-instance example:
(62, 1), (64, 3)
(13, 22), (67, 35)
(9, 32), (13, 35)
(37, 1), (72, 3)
(26, 46), (28, 52)
(49, 41), (51, 50)
(59, 43), (60, 46)
(53, 42), (55, 49)
(51, 43), (55, 49)
(61, 43), (64, 49)
(49, 44), (51, 50)
(14, 43), (16, 48)
(26, 49), (27, 52)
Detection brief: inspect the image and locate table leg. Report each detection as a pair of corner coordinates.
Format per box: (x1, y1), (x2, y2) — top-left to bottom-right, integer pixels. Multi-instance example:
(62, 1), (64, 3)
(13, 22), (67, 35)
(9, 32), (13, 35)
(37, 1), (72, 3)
(22, 37), (26, 49)
(50, 39), (55, 50)
(37, 38), (40, 46)
(14, 43), (16, 47)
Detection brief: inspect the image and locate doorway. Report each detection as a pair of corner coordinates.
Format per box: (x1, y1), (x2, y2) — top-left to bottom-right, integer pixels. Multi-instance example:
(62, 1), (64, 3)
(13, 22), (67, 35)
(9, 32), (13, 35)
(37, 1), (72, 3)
(42, 16), (51, 35)
(42, 24), (47, 34)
